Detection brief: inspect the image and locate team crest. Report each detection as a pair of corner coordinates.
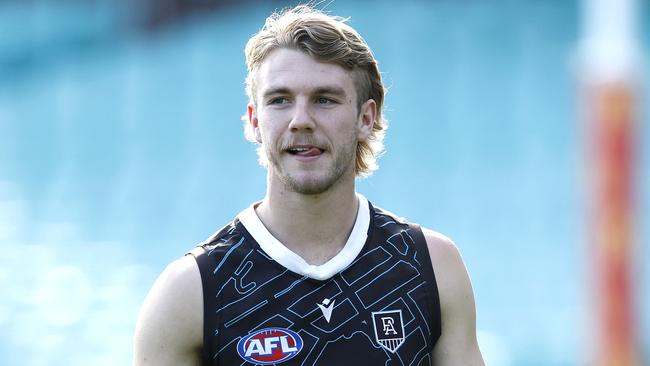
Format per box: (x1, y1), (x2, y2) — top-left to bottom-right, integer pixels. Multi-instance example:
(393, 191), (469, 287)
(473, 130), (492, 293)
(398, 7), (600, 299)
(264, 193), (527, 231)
(371, 310), (405, 353)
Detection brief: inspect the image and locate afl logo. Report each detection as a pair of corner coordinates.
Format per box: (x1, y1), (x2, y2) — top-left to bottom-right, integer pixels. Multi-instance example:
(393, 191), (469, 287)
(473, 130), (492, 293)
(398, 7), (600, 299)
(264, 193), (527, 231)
(236, 327), (303, 364)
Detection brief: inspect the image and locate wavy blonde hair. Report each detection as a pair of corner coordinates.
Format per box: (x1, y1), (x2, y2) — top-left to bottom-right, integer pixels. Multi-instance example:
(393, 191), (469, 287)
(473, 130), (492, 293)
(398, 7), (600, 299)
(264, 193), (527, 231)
(243, 5), (387, 177)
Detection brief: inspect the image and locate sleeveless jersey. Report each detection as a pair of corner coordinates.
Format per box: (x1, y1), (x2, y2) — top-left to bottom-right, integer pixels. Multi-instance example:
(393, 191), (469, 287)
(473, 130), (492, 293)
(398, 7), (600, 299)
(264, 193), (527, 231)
(189, 195), (441, 365)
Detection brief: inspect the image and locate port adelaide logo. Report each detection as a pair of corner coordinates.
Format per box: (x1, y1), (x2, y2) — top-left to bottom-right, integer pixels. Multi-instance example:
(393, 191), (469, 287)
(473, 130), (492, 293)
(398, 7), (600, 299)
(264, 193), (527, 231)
(372, 309), (405, 353)
(237, 327), (303, 364)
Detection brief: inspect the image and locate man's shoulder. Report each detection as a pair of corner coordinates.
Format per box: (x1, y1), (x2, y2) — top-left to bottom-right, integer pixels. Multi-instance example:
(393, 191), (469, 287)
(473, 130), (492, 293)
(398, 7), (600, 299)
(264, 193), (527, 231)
(154, 255), (203, 307)
(415, 226), (462, 272)
(420, 228), (457, 255)
(368, 201), (459, 264)
(370, 203), (410, 226)
(190, 216), (245, 255)
(368, 203), (460, 267)
(133, 255), (203, 364)
(418, 226), (472, 315)
(369, 203), (453, 246)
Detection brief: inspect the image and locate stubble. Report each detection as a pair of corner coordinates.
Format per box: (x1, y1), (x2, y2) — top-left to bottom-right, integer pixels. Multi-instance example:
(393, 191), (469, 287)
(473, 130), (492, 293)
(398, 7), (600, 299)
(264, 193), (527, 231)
(266, 133), (357, 195)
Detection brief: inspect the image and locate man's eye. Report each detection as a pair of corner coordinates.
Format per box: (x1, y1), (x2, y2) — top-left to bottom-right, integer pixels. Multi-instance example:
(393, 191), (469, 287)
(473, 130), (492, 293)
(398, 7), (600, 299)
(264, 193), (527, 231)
(316, 97), (334, 104)
(269, 97), (289, 105)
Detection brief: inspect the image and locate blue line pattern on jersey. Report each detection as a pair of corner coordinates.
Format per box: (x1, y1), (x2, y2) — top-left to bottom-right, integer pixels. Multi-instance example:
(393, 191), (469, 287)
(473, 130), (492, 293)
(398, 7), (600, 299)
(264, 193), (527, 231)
(311, 330), (387, 364)
(355, 260), (419, 309)
(223, 299), (268, 328)
(274, 276), (307, 298)
(197, 206), (439, 365)
(213, 236), (245, 274)
(215, 267), (289, 314)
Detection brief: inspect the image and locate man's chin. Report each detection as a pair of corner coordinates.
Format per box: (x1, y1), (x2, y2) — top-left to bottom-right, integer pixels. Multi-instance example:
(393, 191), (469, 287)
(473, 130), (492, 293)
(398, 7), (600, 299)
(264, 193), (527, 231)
(271, 158), (353, 195)
(276, 170), (343, 195)
(284, 177), (333, 195)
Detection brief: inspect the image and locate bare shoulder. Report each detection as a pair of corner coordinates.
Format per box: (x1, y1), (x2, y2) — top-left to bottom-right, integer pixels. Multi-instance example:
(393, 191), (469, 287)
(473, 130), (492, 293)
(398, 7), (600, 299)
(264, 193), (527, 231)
(133, 255), (203, 366)
(419, 228), (485, 365)
(419, 227), (471, 309)
(419, 228), (472, 307)
(420, 228), (457, 253)
(420, 228), (464, 272)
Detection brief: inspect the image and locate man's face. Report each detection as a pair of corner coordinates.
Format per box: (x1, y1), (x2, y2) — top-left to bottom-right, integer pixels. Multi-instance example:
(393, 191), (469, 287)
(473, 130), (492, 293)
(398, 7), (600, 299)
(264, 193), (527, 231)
(248, 48), (374, 195)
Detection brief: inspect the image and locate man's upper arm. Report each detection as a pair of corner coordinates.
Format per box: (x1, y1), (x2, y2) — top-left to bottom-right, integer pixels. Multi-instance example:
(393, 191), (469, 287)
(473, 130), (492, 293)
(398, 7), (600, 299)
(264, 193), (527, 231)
(133, 255), (203, 366)
(424, 229), (484, 366)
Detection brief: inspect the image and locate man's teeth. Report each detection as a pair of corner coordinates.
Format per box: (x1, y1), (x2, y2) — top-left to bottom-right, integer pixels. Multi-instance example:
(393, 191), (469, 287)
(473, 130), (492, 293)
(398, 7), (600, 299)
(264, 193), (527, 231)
(288, 147), (312, 153)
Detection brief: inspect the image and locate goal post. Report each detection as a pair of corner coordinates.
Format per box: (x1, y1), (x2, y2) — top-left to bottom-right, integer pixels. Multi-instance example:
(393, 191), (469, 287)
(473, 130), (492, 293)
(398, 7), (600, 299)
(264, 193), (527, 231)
(579, 0), (642, 364)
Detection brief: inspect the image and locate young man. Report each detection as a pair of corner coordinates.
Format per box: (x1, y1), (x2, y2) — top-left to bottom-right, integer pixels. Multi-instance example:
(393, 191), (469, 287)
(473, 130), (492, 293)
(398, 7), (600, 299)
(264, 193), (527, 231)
(134, 5), (484, 366)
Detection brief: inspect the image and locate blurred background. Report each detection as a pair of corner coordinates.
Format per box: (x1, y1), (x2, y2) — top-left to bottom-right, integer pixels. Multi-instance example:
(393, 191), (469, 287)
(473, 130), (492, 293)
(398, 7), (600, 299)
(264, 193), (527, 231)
(0, 0), (648, 365)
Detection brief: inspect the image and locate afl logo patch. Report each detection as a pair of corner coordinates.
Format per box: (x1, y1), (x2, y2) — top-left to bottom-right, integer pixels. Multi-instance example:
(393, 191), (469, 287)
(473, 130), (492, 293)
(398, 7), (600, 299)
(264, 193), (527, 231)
(236, 327), (303, 364)
(372, 309), (405, 353)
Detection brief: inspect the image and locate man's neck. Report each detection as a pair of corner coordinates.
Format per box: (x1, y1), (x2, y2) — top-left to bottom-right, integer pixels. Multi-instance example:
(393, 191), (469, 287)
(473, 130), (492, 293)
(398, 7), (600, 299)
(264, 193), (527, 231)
(255, 176), (359, 266)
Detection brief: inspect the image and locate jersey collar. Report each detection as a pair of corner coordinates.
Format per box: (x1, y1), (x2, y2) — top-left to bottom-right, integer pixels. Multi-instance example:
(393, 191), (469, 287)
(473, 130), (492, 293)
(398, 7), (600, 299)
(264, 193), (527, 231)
(237, 193), (370, 280)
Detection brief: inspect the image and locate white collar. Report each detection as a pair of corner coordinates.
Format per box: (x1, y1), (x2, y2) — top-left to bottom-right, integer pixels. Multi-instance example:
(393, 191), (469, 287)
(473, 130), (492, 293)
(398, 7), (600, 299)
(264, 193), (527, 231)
(237, 193), (370, 280)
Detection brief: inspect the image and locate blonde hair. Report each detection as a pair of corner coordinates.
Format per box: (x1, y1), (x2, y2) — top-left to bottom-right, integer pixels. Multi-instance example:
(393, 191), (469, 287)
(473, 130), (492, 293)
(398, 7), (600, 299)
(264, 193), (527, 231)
(243, 4), (387, 177)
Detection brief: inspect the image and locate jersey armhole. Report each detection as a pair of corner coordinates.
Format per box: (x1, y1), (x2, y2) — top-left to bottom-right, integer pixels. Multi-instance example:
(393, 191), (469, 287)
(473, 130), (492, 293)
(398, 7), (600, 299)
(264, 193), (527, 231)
(187, 246), (214, 365)
(408, 224), (442, 347)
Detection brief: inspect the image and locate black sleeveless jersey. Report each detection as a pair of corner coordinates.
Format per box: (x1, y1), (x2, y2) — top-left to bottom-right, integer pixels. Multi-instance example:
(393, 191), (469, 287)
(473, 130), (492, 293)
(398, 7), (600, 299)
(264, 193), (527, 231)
(189, 196), (441, 366)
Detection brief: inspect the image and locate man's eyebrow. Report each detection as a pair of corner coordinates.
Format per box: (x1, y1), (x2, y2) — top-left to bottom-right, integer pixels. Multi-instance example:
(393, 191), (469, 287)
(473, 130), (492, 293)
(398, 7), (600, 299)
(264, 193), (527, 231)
(261, 87), (291, 99)
(313, 86), (347, 97)
(261, 86), (348, 99)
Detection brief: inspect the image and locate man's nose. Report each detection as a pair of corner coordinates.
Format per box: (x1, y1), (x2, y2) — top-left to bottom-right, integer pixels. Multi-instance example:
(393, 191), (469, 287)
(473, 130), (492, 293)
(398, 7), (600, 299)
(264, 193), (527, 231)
(287, 100), (316, 132)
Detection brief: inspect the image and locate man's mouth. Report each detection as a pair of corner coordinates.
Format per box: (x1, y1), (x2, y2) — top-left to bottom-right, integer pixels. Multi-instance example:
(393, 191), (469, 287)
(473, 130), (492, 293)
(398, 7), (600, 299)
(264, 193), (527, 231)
(286, 146), (324, 157)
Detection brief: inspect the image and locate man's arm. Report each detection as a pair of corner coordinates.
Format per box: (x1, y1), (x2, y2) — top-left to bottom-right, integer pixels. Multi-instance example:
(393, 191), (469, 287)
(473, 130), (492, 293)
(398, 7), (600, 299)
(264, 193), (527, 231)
(133, 255), (203, 366)
(424, 229), (485, 366)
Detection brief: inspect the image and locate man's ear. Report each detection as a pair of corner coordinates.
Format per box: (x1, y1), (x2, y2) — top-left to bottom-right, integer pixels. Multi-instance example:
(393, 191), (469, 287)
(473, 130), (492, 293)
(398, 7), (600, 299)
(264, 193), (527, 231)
(357, 99), (377, 141)
(247, 104), (262, 143)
